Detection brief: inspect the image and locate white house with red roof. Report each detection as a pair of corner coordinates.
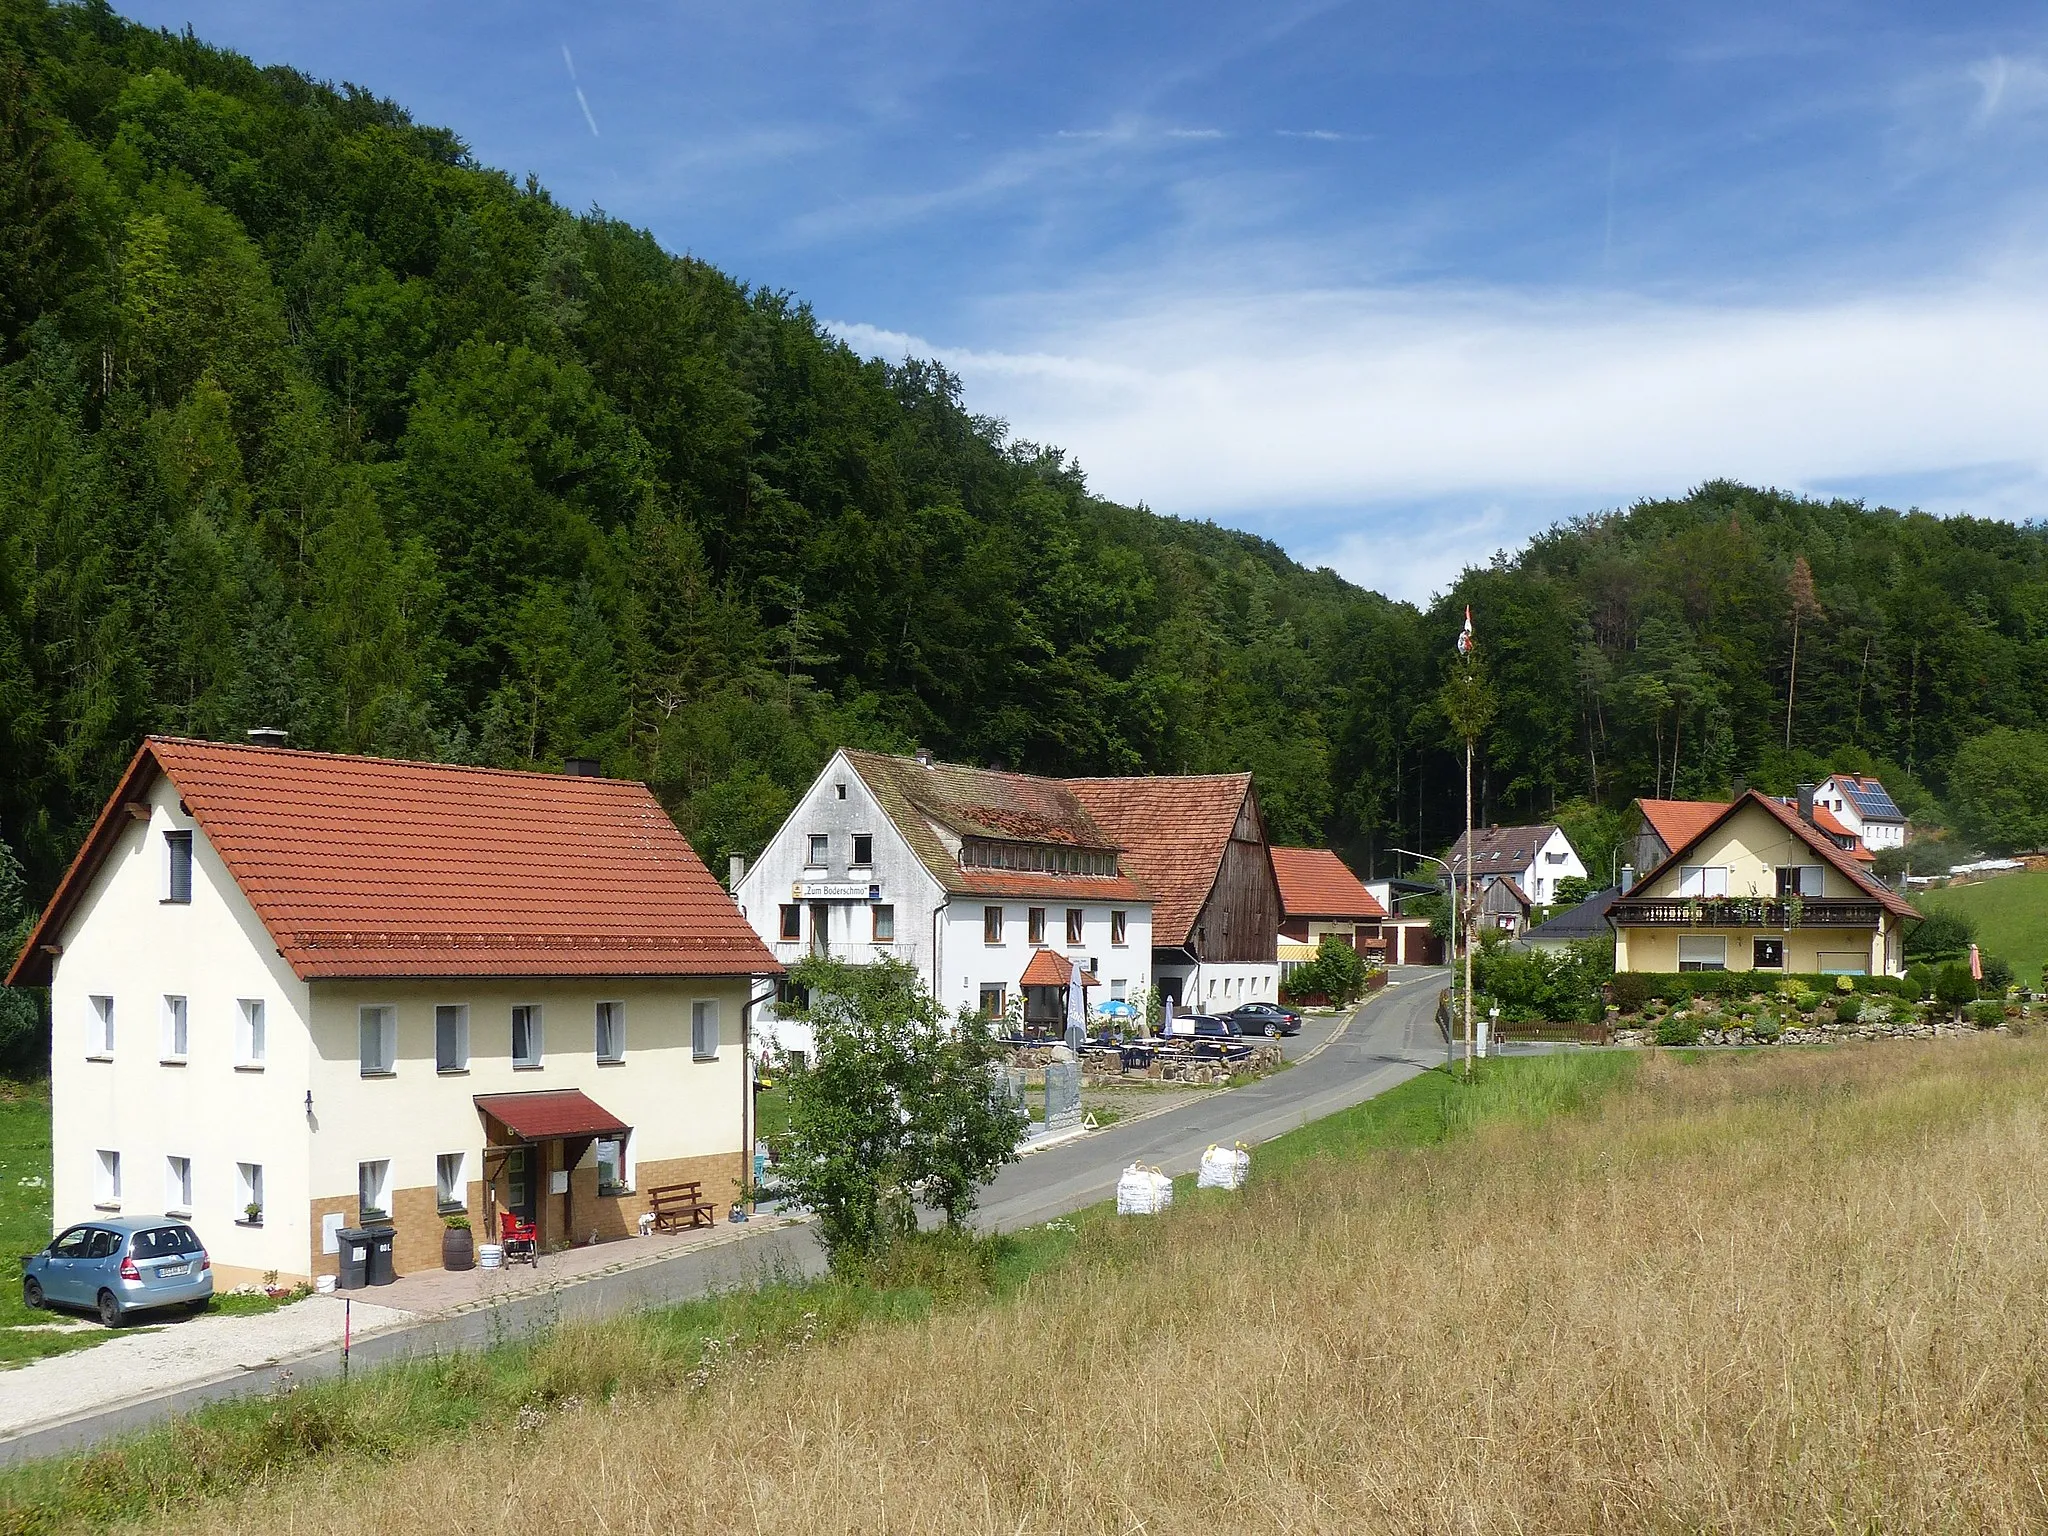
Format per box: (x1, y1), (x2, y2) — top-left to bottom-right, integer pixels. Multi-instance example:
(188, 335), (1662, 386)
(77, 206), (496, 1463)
(7, 738), (779, 1289)
(733, 749), (1155, 1053)
(1815, 774), (1909, 851)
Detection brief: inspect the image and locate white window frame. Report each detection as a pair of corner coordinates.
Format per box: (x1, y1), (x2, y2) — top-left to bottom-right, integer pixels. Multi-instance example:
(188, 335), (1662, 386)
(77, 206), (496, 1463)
(165, 1155), (192, 1215)
(1677, 935), (1728, 972)
(435, 1003), (470, 1074)
(595, 1135), (631, 1195)
(1752, 937), (1786, 970)
(94, 1148), (121, 1207)
(692, 998), (720, 1061)
(1777, 865), (1826, 897)
(436, 1152), (467, 1212)
(358, 1159), (392, 1222)
(163, 828), (193, 903)
(851, 833), (874, 866)
(161, 995), (188, 1062)
(358, 1004), (396, 1076)
(512, 1003), (543, 1068)
(88, 995), (114, 1058)
(595, 1000), (626, 1064)
(236, 998), (265, 1068)
(1677, 866), (1729, 898)
(236, 1161), (264, 1223)
(806, 833), (829, 866)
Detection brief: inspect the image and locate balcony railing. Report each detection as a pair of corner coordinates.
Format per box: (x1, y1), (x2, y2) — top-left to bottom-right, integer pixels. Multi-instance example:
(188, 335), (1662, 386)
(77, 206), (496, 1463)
(1611, 897), (1884, 929)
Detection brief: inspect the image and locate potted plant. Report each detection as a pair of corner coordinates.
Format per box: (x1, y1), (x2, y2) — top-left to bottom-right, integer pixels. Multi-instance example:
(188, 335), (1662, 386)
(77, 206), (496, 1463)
(442, 1213), (475, 1271)
(243, 1201), (262, 1226)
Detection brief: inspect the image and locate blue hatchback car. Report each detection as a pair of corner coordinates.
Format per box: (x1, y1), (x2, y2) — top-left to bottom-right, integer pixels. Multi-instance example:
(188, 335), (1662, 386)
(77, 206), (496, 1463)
(22, 1216), (214, 1327)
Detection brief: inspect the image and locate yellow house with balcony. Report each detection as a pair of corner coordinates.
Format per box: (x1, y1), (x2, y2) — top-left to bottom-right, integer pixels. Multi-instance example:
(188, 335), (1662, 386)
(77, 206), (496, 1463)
(1610, 790), (1918, 977)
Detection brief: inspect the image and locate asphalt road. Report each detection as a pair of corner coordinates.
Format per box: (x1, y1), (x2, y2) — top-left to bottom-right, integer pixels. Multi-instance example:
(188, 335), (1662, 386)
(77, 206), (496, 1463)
(0, 969), (1448, 1466)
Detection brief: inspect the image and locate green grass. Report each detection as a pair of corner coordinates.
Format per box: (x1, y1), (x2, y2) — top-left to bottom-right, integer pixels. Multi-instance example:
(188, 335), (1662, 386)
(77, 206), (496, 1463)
(1918, 870), (2048, 986)
(0, 1053), (1634, 1533)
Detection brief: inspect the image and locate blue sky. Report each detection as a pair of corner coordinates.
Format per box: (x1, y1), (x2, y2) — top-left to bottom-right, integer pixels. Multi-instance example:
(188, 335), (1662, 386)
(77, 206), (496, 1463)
(125, 1), (2048, 600)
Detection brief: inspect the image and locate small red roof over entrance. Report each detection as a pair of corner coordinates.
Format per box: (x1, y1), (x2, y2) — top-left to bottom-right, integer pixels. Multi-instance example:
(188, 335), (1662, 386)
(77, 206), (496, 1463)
(474, 1089), (630, 1142)
(1019, 948), (1098, 988)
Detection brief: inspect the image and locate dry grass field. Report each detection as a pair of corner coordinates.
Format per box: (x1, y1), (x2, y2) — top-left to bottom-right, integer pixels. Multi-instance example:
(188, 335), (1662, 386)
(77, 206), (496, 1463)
(107, 1041), (2048, 1532)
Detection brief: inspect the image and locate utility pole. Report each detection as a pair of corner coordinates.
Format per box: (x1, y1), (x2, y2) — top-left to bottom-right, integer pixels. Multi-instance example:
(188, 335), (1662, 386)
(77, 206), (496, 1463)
(1464, 734), (1475, 1075)
(1444, 605), (1493, 1080)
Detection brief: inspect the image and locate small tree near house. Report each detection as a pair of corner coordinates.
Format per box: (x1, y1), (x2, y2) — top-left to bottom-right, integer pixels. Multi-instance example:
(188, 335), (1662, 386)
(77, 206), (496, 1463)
(773, 956), (1023, 1269)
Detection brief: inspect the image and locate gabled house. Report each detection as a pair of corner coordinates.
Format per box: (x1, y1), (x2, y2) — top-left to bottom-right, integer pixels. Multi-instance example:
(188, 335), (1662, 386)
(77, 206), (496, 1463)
(1609, 790), (1918, 977)
(1816, 774), (1908, 851)
(7, 738), (779, 1288)
(1629, 800), (1729, 883)
(1065, 773), (1283, 1013)
(733, 750), (1153, 1051)
(1270, 848), (1389, 952)
(1446, 824), (1587, 908)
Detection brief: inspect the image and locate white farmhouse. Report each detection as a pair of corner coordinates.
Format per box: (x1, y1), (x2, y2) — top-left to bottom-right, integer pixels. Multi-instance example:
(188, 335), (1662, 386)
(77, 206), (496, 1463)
(1445, 823), (1588, 910)
(1814, 774), (1908, 852)
(8, 737), (778, 1289)
(734, 750), (1154, 1055)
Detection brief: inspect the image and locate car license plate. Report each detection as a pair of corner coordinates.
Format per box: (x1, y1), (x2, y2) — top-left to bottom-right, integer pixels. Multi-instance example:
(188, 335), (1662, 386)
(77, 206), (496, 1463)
(157, 1263), (188, 1277)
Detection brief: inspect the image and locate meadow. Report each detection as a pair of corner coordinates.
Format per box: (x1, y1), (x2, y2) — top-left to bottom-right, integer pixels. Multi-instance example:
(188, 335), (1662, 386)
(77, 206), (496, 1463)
(1918, 869), (2048, 986)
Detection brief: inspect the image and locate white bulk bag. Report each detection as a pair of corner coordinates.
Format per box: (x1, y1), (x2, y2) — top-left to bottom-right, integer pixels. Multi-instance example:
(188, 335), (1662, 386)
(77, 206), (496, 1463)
(1197, 1143), (1251, 1191)
(1116, 1163), (1174, 1216)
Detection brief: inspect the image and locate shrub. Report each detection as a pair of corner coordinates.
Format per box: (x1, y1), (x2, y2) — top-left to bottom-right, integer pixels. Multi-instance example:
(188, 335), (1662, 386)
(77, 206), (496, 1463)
(1835, 973), (1856, 993)
(1906, 963), (1936, 1000)
(1981, 956), (2014, 996)
(1656, 1012), (1702, 1046)
(1936, 963), (1979, 1015)
(1969, 1000), (2006, 1029)
(1836, 995), (1864, 1024)
(1907, 911), (1977, 964)
(1750, 1011), (1783, 1041)
(1609, 973), (1654, 1013)
(1794, 991), (1823, 1015)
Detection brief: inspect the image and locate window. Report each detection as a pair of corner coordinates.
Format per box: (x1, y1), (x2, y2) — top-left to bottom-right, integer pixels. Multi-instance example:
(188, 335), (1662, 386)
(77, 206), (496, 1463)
(692, 999), (720, 1060)
(978, 984), (1006, 1020)
(163, 829), (193, 903)
(1066, 909), (1084, 945)
(807, 833), (829, 866)
(984, 906), (1004, 944)
(512, 1004), (542, 1068)
(776, 977), (808, 1009)
(834, 782), (847, 800)
(1677, 936), (1728, 972)
(160, 996), (188, 1061)
(1677, 866), (1729, 898)
(852, 833), (873, 865)
(1027, 907), (1046, 945)
(236, 999), (265, 1067)
(359, 1004), (396, 1075)
(94, 1149), (121, 1206)
(88, 995), (114, 1057)
(1546, 850), (1567, 864)
(1818, 953), (1870, 976)
(505, 1148), (528, 1209)
(595, 1000), (625, 1063)
(165, 1155), (192, 1214)
(1752, 937), (1786, 969)
(358, 1159), (391, 1222)
(1111, 979), (1127, 1000)
(1111, 910), (1127, 945)
(436, 1004), (469, 1072)
(871, 904), (894, 943)
(87, 1229), (121, 1259)
(436, 1152), (466, 1212)
(596, 1137), (628, 1195)
(779, 904), (801, 941)
(1775, 865), (1826, 897)
(959, 840), (1119, 876)
(236, 1162), (263, 1222)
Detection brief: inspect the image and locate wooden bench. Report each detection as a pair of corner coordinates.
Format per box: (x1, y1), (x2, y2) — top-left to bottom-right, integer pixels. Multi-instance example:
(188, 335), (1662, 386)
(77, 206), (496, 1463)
(647, 1181), (716, 1233)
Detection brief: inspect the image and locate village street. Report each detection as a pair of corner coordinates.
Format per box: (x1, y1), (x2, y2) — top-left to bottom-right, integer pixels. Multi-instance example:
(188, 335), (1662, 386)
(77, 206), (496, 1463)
(0, 970), (1447, 1465)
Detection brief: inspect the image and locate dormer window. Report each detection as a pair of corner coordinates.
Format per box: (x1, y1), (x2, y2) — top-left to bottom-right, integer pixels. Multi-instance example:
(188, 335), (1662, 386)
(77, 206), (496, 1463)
(164, 830), (193, 903)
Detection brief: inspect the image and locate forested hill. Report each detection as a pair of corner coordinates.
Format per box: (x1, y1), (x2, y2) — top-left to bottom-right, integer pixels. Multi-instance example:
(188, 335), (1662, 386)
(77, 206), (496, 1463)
(4, 0), (2048, 957)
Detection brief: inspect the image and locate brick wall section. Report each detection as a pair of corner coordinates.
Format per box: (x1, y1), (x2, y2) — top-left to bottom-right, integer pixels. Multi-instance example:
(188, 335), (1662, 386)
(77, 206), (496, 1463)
(568, 1151), (743, 1242)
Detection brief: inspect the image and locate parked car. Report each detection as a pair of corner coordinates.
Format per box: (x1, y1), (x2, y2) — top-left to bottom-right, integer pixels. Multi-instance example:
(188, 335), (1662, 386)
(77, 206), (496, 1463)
(21, 1217), (213, 1326)
(1225, 1001), (1304, 1037)
(1174, 1013), (1242, 1040)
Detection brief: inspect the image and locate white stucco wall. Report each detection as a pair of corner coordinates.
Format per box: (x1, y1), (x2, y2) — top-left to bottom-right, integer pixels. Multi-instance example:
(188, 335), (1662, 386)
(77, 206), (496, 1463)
(1525, 829), (1590, 906)
(939, 900), (1153, 1019)
(47, 775), (313, 1279)
(1155, 959), (1281, 1016)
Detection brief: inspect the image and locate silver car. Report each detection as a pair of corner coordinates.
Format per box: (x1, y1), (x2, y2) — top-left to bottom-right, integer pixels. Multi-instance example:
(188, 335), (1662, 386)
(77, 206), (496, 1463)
(21, 1217), (214, 1326)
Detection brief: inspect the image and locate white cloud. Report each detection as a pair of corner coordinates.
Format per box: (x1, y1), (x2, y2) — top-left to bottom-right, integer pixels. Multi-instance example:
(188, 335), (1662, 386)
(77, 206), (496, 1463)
(831, 276), (2048, 599)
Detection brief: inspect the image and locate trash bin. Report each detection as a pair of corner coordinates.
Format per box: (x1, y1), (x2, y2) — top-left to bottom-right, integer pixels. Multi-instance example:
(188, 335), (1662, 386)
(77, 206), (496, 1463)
(335, 1228), (371, 1290)
(366, 1224), (397, 1286)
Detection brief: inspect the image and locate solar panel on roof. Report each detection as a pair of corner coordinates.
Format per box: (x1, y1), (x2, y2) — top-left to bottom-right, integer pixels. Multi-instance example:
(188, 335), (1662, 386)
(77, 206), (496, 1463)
(1842, 779), (1903, 820)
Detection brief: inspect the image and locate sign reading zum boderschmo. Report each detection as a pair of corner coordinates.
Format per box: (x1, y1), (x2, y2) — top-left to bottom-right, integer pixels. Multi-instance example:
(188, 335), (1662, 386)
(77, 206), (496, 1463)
(792, 881), (882, 902)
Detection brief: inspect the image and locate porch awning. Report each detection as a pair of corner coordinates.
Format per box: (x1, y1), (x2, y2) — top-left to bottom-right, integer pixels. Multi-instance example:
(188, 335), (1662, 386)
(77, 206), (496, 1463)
(1019, 948), (1098, 988)
(474, 1088), (630, 1142)
(1277, 939), (1321, 962)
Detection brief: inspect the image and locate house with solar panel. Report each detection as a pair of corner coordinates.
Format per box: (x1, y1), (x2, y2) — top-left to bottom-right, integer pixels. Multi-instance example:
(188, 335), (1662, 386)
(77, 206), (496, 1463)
(7, 737), (779, 1289)
(1814, 774), (1909, 852)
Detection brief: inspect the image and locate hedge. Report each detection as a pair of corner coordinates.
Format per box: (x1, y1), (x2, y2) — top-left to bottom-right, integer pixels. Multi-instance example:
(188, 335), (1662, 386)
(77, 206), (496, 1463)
(1608, 972), (1908, 1009)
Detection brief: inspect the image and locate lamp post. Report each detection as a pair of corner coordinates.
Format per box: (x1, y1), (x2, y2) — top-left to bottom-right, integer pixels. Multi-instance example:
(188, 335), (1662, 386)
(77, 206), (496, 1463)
(1391, 847), (1457, 1073)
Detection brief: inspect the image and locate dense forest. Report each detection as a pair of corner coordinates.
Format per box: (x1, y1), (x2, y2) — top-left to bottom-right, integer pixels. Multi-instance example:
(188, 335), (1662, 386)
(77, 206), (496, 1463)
(5, 0), (2048, 1037)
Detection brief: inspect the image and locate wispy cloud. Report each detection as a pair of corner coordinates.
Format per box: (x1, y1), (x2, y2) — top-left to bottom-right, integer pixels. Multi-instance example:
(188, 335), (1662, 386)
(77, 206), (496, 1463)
(1274, 128), (1368, 142)
(561, 43), (600, 139)
(1969, 55), (2048, 128)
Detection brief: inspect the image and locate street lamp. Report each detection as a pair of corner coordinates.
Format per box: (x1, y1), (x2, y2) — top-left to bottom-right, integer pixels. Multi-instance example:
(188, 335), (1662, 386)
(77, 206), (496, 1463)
(1390, 847), (1458, 1073)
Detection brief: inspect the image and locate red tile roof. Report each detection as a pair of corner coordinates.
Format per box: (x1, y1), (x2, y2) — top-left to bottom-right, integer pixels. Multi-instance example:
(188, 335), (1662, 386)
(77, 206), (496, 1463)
(7, 738), (778, 986)
(1636, 799), (1730, 858)
(1811, 804), (1876, 862)
(474, 1089), (631, 1141)
(1269, 848), (1387, 921)
(1066, 775), (1257, 948)
(1018, 949), (1099, 988)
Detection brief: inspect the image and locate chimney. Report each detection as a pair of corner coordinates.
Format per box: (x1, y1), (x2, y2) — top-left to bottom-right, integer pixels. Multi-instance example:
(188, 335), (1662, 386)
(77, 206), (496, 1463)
(246, 728), (290, 748)
(1797, 782), (1817, 826)
(563, 757), (602, 778)
(1619, 863), (1636, 894)
(914, 747), (932, 768)
(1730, 773), (1747, 798)
(728, 854), (746, 891)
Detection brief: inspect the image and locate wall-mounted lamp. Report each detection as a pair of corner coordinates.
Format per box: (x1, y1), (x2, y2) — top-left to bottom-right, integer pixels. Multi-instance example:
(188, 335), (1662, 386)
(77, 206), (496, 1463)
(305, 1090), (314, 1117)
